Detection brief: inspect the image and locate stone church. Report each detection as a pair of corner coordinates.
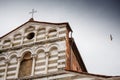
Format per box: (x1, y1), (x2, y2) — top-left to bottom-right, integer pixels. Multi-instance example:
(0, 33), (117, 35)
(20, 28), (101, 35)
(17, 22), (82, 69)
(0, 18), (120, 80)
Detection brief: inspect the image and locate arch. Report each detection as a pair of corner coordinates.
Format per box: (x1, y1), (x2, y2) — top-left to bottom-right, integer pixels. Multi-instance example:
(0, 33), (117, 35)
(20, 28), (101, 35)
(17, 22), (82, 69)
(19, 48), (33, 58)
(47, 45), (58, 73)
(34, 47), (46, 75)
(20, 50), (32, 60)
(18, 51), (32, 77)
(49, 46), (58, 56)
(50, 46), (58, 52)
(35, 46), (46, 54)
(8, 52), (18, 60)
(9, 53), (18, 64)
(36, 49), (44, 54)
(0, 56), (7, 60)
(47, 43), (59, 51)
(22, 51), (31, 59)
(36, 49), (45, 58)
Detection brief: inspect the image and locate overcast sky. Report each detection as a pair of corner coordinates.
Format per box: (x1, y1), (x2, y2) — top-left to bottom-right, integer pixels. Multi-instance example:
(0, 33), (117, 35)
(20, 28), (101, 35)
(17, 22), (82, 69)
(0, 0), (120, 76)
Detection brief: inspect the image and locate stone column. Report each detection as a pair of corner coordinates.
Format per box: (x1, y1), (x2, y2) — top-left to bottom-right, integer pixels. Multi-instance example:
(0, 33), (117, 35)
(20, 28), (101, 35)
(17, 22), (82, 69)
(45, 52), (49, 74)
(15, 57), (22, 78)
(4, 59), (9, 80)
(31, 54), (37, 76)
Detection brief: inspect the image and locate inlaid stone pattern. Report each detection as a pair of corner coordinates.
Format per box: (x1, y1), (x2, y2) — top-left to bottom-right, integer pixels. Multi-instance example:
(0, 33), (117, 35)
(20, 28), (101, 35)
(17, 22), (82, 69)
(0, 22), (67, 80)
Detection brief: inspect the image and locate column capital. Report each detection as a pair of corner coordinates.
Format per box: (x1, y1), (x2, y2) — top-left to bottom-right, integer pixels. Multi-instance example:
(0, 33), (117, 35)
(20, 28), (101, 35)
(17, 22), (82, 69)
(17, 57), (22, 62)
(31, 54), (37, 58)
(45, 51), (50, 57)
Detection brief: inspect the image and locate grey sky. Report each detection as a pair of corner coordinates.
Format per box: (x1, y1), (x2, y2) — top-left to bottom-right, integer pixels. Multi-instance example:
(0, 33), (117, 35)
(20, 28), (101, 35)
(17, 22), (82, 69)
(0, 0), (120, 76)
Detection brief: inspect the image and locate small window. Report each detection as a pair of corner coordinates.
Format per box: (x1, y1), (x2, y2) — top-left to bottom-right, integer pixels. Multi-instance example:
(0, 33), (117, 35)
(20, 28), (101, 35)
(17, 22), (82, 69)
(27, 32), (35, 40)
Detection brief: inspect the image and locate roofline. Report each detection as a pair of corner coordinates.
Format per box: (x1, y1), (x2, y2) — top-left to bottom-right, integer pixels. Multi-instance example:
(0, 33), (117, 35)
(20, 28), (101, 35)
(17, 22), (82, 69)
(69, 38), (88, 72)
(65, 70), (115, 78)
(0, 19), (72, 39)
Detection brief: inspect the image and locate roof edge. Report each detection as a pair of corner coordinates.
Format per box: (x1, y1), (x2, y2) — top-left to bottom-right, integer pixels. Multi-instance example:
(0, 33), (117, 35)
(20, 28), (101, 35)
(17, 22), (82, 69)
(69, 38), (87, 72)
(65, 70), (114, 78)
(0, 19), (72, 39)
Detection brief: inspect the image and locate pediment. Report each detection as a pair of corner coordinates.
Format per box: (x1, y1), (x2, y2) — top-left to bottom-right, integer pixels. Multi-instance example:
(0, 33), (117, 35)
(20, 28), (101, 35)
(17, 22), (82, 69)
(0, 20), (70, 39)
(0, 19), (70, 49)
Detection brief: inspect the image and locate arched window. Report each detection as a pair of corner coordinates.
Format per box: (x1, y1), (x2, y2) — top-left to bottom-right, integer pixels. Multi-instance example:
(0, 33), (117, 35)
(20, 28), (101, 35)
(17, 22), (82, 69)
(7, 55), (17, 79)
(18, 52), (32, 77)
(35, 49), (46, 75)
(48, 47), (58, 73)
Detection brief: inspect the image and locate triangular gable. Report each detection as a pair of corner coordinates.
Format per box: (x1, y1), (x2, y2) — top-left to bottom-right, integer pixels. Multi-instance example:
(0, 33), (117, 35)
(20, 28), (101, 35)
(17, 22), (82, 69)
(0, 18), (72, 40)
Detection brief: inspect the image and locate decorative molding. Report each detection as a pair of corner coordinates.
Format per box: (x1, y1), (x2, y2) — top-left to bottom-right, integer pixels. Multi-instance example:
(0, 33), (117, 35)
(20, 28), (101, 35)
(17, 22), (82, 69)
(0, 37), (65, 52)
(45, 52), (50, 57)
(31, 54), (37, 59)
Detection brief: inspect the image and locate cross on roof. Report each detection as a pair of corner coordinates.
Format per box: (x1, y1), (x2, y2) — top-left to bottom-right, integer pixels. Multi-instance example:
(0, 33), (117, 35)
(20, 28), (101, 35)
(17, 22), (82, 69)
(29, 9), (37, 18)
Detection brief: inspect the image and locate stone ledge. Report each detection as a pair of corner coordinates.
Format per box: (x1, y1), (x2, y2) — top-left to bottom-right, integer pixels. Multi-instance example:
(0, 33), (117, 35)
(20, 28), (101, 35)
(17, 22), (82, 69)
(6, 70), (67, 80)
(0, 37), (66, 53)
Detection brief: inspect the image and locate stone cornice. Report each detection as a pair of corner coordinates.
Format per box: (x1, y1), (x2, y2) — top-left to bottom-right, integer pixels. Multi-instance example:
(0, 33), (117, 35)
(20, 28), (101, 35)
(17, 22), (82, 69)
(6, 70), (67, 80)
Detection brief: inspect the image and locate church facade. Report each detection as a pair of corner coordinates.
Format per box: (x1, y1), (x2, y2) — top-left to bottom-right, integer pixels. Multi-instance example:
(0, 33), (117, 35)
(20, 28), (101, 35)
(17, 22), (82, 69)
(0, 18), (120, 80)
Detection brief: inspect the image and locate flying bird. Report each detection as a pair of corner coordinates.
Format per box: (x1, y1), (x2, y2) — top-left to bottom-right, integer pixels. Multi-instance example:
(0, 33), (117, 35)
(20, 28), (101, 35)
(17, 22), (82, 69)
(110, 34), (113, 41)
